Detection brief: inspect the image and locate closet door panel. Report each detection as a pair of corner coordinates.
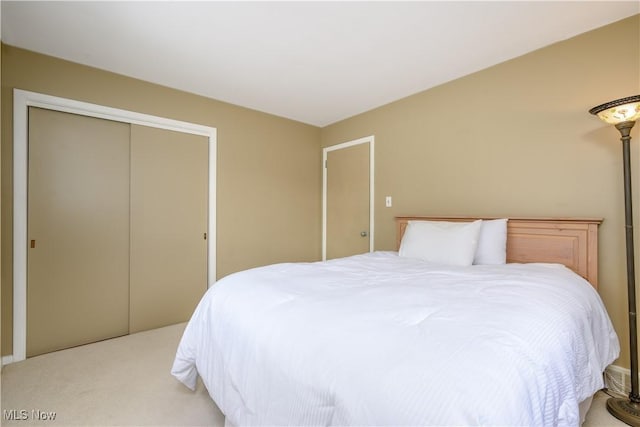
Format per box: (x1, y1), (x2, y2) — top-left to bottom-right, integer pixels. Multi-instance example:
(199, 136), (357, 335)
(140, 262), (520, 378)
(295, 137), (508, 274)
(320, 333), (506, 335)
(27, 107), (130, 357)
(129, 125), (208, 333)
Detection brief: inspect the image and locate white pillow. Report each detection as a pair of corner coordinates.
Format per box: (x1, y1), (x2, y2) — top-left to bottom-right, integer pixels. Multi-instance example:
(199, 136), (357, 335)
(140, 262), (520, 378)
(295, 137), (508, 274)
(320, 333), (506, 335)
(474, 218), (508, 265)
(399, 220), (483, 266)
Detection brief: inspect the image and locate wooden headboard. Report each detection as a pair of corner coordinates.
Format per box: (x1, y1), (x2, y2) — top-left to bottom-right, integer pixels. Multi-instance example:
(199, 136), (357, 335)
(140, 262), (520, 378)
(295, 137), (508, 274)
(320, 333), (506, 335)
(395, 216), (602, 288)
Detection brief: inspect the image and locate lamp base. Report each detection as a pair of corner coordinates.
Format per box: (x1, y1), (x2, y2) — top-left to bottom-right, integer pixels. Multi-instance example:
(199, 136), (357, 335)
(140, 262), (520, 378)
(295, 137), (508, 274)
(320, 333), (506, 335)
(607, 397), (640, 426)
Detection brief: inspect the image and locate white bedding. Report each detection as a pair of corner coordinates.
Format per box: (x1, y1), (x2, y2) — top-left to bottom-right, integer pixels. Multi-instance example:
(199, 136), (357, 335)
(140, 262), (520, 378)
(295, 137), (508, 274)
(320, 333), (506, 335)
(172, 251), (619, 426)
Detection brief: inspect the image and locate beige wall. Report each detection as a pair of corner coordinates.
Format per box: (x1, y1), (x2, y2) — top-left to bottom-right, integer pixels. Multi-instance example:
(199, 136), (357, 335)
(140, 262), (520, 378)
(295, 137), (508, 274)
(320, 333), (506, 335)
(321, 15), (640, 369)
(1, 44), (322, 356)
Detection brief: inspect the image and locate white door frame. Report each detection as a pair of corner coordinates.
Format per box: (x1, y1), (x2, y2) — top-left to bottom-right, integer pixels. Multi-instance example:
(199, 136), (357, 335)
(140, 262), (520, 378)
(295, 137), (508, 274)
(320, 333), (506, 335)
(10, 89), (217, 363)
(322, 135), (374, 260)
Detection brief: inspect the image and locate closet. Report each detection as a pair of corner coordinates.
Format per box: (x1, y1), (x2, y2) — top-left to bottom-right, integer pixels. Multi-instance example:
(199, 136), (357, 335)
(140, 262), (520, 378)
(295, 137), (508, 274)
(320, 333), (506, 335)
(26, 107), (208, 357)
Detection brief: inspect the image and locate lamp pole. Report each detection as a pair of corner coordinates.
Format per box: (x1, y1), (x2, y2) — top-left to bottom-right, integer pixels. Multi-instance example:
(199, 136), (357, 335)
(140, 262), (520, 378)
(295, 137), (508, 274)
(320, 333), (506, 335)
(617, 120), (640, 405)
(590, 95), (640, 426)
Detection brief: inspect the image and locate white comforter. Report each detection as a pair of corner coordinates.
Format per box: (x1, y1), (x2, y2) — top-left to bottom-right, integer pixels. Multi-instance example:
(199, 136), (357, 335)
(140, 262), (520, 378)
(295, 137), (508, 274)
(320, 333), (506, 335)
(172, 251), (619, 426)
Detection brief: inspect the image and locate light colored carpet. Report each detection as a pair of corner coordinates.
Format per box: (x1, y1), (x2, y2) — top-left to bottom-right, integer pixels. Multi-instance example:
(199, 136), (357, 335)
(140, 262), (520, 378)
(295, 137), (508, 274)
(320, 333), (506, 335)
(0, 322), (628, 426)
(1, 323), (223, 426)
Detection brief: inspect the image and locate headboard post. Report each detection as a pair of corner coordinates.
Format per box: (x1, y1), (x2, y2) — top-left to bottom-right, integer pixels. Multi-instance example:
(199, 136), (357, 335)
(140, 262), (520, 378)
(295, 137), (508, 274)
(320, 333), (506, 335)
(395, 216), (603, 288)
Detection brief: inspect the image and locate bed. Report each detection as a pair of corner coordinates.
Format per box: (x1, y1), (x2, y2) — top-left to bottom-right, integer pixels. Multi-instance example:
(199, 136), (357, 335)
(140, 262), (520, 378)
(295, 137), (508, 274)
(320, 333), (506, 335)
(172, 216), (620, 426)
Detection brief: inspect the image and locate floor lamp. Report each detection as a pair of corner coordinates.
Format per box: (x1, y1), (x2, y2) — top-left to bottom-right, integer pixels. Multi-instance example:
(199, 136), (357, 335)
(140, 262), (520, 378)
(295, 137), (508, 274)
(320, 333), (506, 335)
(590, 94), (640, 426)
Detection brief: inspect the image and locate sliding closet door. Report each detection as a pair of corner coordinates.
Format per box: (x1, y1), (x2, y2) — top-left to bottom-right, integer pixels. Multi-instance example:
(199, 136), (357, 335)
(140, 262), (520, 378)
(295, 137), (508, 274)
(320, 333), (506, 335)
(129, 125), (208, 333)
(27, 108), (130, 357)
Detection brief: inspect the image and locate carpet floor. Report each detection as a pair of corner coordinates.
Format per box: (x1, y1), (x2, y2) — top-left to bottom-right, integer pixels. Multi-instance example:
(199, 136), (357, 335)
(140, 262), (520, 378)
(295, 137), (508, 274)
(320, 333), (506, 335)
(0, 322), (627, 426)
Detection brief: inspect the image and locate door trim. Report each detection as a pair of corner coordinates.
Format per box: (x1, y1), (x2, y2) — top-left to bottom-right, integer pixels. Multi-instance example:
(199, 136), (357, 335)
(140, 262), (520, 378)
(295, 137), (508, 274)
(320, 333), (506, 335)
(322, 135), (375, 260)
(12, 89), (217, 363)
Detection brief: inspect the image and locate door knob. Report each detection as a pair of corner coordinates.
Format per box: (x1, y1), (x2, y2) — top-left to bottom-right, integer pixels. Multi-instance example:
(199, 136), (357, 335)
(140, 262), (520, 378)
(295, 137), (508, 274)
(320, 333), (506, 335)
(360, 231), (368, 237)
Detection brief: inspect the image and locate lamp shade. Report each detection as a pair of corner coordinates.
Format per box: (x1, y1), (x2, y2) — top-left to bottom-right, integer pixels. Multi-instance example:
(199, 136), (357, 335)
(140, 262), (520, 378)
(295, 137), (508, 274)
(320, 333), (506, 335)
(589, 95), (640, 125)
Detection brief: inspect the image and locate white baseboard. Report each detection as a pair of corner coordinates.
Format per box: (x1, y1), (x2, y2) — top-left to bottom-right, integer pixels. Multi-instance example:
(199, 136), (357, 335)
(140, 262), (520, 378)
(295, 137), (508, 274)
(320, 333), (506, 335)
(605, 364), (632, 396)
(2, 355), (14, 366)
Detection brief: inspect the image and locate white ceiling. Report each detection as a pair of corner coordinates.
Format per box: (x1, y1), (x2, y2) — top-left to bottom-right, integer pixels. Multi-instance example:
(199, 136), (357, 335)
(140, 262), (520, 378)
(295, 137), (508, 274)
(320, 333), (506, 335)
(2, 1), (638, 127)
